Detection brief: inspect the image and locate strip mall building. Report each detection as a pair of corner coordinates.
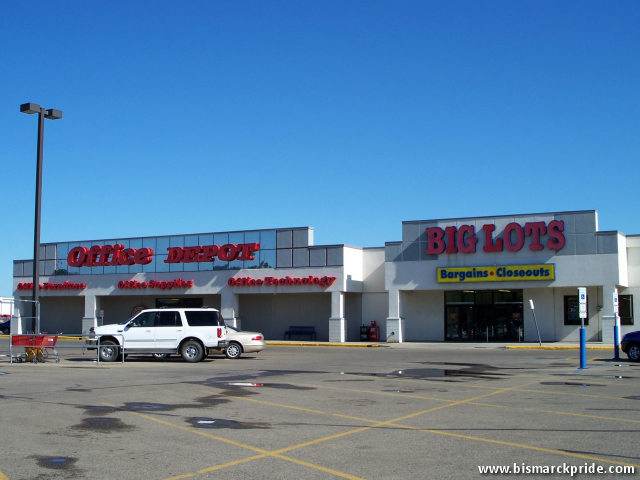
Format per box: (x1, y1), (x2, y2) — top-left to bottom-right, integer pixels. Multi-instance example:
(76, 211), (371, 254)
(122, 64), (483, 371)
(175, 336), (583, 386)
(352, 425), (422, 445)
(11, 210), (638, 342)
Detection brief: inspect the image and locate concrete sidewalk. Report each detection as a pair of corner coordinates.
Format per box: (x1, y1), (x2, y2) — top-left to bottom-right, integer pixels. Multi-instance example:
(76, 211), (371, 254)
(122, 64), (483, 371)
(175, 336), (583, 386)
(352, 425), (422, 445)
(265, 340), (619, 350)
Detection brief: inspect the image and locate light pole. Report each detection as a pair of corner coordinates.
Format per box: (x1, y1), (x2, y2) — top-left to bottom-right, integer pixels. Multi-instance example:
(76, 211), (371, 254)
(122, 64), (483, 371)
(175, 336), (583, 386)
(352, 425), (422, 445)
(20, 102), (62, 333)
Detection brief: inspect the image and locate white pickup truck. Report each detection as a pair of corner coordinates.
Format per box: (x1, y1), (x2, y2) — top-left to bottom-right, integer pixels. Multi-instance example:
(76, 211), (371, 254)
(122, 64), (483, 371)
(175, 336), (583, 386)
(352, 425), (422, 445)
(86, 307), (227, 362)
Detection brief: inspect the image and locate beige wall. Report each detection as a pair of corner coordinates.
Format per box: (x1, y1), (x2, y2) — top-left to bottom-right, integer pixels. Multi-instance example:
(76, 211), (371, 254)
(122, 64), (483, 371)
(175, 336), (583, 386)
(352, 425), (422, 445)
(239, 293), (331, 340)
(40, 297), (85, 334)
(400, 290), (444, 341)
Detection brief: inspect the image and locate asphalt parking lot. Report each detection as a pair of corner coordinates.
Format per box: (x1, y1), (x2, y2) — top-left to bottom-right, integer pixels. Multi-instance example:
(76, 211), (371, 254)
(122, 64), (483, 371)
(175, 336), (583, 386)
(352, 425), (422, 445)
(0, 340), (638, 479)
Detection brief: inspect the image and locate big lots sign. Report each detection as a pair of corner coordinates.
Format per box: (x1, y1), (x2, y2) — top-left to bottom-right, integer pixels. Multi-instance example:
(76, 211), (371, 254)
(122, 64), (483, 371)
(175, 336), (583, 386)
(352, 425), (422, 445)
(426, 220), (565, 255)
(67, 243), (260, 267)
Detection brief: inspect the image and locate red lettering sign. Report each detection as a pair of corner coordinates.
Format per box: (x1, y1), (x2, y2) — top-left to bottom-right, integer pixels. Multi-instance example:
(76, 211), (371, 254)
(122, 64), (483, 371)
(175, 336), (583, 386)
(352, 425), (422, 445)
(18, 281), (86, 290)
(227, 276), (338, 287)
(163, 243), (259, 264)
(67, 242), (261, 267)
(425, 221), (565, 255)
(117, 279), (194, 290)
(67, 245), (154, 267)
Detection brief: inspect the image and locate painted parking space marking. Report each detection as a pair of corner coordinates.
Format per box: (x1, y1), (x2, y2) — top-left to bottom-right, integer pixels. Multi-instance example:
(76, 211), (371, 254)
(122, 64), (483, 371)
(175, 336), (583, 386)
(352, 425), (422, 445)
(102, 402), (368, 480)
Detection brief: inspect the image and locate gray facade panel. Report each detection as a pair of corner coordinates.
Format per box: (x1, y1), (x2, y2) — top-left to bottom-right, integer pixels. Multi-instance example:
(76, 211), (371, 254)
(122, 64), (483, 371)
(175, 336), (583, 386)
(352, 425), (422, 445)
(309, 248), (327, 267)
(402, 242), (420, 261)
(555, 234), (576, 255)
(327, 247), (344, 266)
(385, 243), (402, 262)
(293, 229), (310, 248)
(402, 223), (422, 243)
(574, 212), (597, 234)
(554, 213), (575, 234)
(576, 234), (597, 255)
(597, 234), (618, 254)
(293, 248), (310, 267)
(276, 230), (293, 249)
(276, 249), (292, 268)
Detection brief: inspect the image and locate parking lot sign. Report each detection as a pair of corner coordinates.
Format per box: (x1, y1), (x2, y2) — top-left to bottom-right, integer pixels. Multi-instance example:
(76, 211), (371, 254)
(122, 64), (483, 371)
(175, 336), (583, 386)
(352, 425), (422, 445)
(578, 287), (587, 319)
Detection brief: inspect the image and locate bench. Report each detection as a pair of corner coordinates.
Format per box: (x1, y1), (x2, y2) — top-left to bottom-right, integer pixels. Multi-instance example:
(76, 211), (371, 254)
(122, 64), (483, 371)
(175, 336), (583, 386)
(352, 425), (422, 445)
(284, 326), (316, 340)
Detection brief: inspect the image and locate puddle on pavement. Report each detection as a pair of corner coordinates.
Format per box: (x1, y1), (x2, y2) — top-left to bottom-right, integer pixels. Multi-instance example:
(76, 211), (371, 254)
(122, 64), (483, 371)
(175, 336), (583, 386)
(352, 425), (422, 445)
(78, 405), (120, 416)
(342, 399), (377, 406)
(342, 368), (507, 380)
(624, 396), (640, 400)
(188, 417), (270, 430)
(382, 390), (415, 393)
(602, 375), (636, 379)
(540, 381), (606, 387)
(67, 387), (91, 392)
(122, 397), (230, 412)
(32, 455), (80, 471)
(201, 381), (316, 392)
(72, 417), (136, 433)
(0, 372), (7, 375)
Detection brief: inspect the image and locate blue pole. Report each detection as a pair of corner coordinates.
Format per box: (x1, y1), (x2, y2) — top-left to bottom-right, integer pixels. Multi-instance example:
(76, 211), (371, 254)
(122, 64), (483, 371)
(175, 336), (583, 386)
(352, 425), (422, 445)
(579, 327), (586, 369)
(614, 324), (620, 360)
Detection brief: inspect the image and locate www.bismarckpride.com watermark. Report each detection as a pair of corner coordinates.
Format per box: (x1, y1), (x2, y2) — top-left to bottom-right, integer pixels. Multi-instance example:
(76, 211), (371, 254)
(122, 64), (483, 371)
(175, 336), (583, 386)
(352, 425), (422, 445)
(479, 462), (635, 476)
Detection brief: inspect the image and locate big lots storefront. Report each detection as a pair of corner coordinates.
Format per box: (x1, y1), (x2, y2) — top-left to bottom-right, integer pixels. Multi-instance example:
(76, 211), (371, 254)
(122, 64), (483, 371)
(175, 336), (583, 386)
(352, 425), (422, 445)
(11, 210), (639, 342)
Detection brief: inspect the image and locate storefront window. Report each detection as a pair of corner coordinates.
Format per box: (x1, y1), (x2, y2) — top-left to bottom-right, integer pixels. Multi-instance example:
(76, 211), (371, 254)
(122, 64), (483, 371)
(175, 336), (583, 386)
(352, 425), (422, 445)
(259, 250), (276, 269)
(445, 291), (474, 304)
(619, 295), (634, 325)
(156, 255), (169, 272)
(229, 232), (244, 244)
(260, 230), (276, 249)
(184, 235), (199, 247)
(444, 290), (523, 341)
(214, 233), (229, 245)
(564, 295), (588, 325)
(199, 234), (213, 245)
(245, 231), (260, 244)
(143, 237), (156, 251)
(157, 237), (170, 253)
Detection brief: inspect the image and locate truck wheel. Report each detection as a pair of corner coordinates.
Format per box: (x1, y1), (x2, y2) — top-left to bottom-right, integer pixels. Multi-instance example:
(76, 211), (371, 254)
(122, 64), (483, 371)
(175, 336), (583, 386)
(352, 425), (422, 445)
(99, 340), (120, 362)
(181, 341), (204, 363)
(627, 343), (640, 362)
(225, 342), (242, 359)
(151, 353), (170, 360)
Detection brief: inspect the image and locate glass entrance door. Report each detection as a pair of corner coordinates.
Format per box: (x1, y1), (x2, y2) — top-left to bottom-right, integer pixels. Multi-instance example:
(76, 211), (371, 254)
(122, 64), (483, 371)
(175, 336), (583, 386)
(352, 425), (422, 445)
(444, 290), (523, 342)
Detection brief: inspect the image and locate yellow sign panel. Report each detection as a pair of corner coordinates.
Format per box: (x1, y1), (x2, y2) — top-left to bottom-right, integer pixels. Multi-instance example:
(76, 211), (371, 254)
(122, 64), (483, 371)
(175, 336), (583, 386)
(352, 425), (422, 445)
(437, 264), (555, 283)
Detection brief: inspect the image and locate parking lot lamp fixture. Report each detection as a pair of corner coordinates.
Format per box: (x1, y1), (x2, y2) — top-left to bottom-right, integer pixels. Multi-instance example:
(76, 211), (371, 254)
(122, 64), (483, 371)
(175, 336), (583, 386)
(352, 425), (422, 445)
(20, 102), (63, 333)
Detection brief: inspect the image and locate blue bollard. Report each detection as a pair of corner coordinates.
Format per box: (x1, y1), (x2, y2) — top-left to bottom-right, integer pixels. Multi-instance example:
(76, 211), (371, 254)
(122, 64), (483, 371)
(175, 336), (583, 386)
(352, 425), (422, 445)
(580, 328), (586, 369)
(614, 324), (620, 360)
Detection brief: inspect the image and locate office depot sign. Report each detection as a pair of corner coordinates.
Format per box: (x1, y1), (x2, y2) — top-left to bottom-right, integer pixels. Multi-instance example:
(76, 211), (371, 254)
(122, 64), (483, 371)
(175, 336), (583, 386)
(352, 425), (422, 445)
(67, 243), (260, 267)
(425, 220), (565, 255)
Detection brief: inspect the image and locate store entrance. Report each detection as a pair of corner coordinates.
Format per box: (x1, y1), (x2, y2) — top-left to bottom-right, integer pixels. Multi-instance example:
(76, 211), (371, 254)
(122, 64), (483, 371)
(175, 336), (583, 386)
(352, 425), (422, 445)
(445, 290), (523, 341)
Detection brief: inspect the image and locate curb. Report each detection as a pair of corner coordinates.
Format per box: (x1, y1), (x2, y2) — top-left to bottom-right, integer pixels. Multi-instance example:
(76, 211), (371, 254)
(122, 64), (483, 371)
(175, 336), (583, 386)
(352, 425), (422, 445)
(266, 342), (380, 348)
(0, 335), (85, 341)
(506, 346), (611, 350)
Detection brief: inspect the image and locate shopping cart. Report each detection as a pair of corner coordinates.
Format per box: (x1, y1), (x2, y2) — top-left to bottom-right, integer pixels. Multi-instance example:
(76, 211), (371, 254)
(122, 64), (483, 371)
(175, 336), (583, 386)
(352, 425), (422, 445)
(11, 333), (61, 363)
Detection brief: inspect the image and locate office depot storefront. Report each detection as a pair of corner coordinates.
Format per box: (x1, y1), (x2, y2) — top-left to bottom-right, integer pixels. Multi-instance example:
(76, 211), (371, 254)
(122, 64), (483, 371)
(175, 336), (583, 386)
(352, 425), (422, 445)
(11, 210), (639, 342)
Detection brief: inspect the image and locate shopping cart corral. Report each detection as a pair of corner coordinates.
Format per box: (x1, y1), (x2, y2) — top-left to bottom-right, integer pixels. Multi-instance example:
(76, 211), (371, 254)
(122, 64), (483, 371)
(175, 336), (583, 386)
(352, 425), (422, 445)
(10, 333), (60, 363)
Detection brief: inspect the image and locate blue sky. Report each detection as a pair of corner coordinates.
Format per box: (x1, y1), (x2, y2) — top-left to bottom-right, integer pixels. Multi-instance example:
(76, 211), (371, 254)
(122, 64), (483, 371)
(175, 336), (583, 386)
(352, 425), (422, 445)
(2, 1), (639, 296)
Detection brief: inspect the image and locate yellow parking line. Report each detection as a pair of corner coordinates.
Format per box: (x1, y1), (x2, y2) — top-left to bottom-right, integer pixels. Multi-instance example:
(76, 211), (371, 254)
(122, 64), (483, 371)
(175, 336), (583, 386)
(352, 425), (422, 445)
(104, 378), (637, 480)
(466, 402), (640, 424)
(102, 403), (367, 480)
(214, 391), (377, 424)
(311, 376), (635, 402)
(301, 382), (640, 425)
(0, 470), (8, 480)
(215, 387), (640, 470)
(403, 426), (640, 469)
(163, 454), (268, 480)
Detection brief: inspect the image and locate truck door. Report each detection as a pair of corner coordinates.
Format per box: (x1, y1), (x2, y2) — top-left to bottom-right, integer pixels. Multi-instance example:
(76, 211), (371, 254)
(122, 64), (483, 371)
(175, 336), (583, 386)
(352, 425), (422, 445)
(123, 311), (157, 349)
(155, 310), (183, 349)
